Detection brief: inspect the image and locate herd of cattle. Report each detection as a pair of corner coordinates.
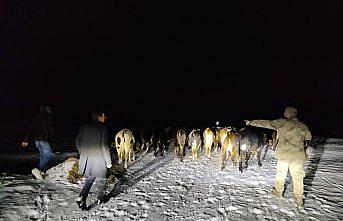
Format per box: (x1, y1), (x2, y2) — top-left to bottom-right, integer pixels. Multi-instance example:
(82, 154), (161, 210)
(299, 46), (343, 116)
(113, 126), (277, 172)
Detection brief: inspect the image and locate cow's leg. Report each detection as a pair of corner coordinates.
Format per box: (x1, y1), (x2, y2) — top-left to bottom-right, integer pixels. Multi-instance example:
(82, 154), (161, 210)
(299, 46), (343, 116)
(179, 146), (183, 159)
(128, 146), (132, 163)
(183, 144), (187, 157)
(192, 147), (195, 161)
(154, 144), (158, 157)
(226, 148), (230, 161)
(117, 148), (122, 165)
(221, 150), (226, 170)
(211, 142), (214, 156)
(127, 147), (130, 168)
(195, 148), (197, 159)
(140, 143), (145, 153)
(208, 145), (211, 158)
(191, 147), (194, 160)
(257, 147), (262, 167)
(157, 143), (161, 156)
(124, 150), (128, 169)
(239, 155), (243, 173)
(262, 145), (268, 161)
(161, 143), (164, 156)
(245, 152), (251, 168)
(221, 146), (226, 170)
(181, 145), (184, 158)
(232, 155), (237, 167)
(232, 148), (238, 167)
(176, 145), (180, 160)
(121, 149), (124, 165)
(195, 146), (198, 160)
(132, 146), (136, 161)
(180, 146), (184, 162)
(146, 142), (150, 152)
(160, 144), (164, 156)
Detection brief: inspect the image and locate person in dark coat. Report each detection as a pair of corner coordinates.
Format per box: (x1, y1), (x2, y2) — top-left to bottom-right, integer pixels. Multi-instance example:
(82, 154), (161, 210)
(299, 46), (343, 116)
(22, 104), (54, 180)
(75, 112), (112, 210)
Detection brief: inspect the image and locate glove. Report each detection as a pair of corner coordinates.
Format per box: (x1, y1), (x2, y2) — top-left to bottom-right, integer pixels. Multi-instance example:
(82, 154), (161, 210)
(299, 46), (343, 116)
(106, 164), (112, 169)
(244, 120), (251, 126)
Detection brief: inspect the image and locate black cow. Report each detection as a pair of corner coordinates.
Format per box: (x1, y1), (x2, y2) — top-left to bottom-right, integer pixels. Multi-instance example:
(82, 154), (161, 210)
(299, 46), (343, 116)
(238, 127), (269, 172)
(133, 128), (154, 154)
(151, 128), (168, 157)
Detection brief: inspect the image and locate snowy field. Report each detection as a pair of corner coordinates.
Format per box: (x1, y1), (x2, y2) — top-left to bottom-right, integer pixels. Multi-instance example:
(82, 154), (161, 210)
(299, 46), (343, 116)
(0, 137), (342, 220)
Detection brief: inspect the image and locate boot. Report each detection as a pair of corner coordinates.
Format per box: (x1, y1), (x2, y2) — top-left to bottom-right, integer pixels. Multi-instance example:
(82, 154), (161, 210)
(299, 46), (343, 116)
(32, 168), (44, 180)
(76, 196), (87, 210)
(271, 188), (283, 198)
(96, 196), (108, 205)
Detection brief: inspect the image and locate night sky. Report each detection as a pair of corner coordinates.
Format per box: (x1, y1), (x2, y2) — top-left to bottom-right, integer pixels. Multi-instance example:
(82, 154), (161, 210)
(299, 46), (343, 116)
(1, 1), (343, 138)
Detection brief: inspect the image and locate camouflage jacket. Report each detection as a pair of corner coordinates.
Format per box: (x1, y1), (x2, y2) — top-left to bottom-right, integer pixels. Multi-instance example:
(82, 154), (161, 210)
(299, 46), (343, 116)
(250, 118), (312, 161)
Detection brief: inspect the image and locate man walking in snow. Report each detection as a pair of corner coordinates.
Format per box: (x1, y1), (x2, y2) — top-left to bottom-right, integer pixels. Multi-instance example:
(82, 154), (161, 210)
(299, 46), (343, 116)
(75, 112), (112, 210)
(245, 107), (312, 208)
(22, 104), (54, 180)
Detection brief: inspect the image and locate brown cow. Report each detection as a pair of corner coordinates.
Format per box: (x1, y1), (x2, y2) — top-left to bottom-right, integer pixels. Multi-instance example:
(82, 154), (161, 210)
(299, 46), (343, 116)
(176, 129), (187, 161)
(213, 127), (231, 153)
(203, 128), (215, 158)
(219, 127), (230, 147)
(188, 129), (202, 161)
(221, 132), (240, 170)
(213, 128), (221, 153)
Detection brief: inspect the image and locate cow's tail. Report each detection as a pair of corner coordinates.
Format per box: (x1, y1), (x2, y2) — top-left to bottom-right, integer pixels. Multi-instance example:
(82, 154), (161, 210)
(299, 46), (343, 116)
(238, 133), (241, 157)
(238, 133), (243, 173)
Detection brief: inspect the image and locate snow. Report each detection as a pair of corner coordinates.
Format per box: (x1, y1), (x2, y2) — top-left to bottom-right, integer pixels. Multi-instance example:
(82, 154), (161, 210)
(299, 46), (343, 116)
(0, 137), (343, 220)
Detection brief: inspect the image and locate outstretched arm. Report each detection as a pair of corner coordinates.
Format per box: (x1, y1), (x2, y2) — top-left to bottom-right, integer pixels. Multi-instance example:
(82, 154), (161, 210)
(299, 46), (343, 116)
(246, 119), (285, 130)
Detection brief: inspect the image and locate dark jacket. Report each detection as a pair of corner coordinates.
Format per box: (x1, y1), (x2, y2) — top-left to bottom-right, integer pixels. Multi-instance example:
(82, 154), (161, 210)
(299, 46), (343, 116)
(24, 112), (54, 142)
(75, 121), (112, 177)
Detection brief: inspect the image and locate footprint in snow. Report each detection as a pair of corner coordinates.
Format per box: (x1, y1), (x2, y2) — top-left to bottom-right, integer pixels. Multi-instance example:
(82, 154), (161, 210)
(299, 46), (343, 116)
(226, 205), (238, 211)
(271, 204), (278, 210)
(253, 208), (263, 215)
(279, 208), (290, 215)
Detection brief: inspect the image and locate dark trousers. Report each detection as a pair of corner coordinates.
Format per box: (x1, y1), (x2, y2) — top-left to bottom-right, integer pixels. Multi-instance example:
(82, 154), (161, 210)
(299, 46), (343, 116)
(79, 176), (106, 201)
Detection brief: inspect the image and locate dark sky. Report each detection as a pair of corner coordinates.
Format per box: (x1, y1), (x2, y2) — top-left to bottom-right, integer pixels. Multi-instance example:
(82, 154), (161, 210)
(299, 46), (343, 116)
(1, 1), (343, 136)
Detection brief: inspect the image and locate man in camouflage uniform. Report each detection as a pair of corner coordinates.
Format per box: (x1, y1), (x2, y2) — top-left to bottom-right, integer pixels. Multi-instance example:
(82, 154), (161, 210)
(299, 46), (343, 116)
(245, 107), (312, 208)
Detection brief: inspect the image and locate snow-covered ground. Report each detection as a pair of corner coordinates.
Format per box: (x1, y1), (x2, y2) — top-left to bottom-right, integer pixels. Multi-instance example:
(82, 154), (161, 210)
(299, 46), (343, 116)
(0, 137), (342, 220)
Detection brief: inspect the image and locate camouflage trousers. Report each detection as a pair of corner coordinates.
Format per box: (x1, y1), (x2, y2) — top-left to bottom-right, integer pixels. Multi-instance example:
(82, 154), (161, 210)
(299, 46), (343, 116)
(275, 159), (305, 198)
